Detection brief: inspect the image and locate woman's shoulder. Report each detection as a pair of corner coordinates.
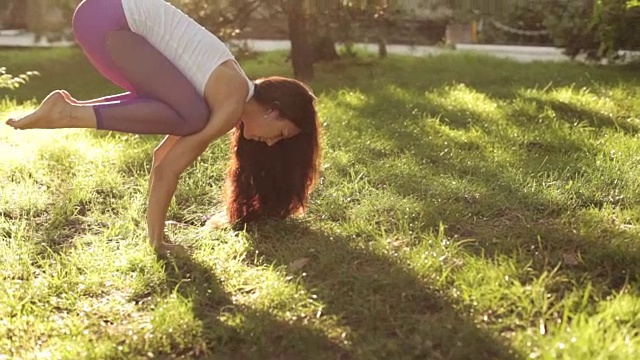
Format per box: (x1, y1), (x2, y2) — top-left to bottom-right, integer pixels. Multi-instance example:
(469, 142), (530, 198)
(203, 61), (252, 109)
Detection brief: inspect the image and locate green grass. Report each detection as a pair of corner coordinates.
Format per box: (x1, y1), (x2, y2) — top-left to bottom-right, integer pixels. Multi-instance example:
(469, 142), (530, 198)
(1, 47), (640, 359)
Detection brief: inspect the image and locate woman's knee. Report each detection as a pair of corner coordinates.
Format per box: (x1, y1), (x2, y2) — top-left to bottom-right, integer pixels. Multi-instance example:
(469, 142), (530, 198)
(75, 0), (128, 47)
(71, 4), (87, 42)
(72, 0), (98, 40)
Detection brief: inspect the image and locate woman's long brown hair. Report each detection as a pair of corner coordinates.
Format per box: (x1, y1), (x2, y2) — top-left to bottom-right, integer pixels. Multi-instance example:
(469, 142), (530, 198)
(225, 76), (320, 225)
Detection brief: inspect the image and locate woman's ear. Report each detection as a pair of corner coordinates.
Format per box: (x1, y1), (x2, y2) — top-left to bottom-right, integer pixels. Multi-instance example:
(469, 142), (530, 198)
(267, 101), (284, 120)
(264, 108), (279, 119)
(269, 106), (283, 120)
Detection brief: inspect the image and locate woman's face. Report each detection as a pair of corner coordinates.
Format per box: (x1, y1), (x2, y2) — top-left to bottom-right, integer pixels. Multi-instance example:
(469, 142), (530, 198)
(241, 107), (301, 146)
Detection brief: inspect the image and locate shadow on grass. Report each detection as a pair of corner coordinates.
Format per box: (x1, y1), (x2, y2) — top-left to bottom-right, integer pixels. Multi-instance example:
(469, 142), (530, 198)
(522, 96), (640, 135)
(244, 220), (518, 360)
(9, 49), (640, 356)
(155, 250), (350, 360)
(313, 53), (640, 102)
(330, 73), (640, 290)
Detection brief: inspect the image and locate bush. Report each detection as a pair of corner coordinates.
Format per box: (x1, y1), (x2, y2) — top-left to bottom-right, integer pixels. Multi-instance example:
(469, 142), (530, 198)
(169, 0), (260, 41)
(169, 0), (264, 58)
(477, 2), (552, 46)
(543, 0), (640, 60)
(592, 0), (640, 58)
(0, 68), (38, 90)
(543, 0), (599, 59)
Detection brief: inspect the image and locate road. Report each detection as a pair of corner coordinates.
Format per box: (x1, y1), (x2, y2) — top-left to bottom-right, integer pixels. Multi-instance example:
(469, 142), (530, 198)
(237, 39), (571, 63)
(0, 30), (572, 63)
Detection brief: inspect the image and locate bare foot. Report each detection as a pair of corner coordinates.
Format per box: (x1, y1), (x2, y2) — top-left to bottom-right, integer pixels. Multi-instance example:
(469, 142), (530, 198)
(60, 90), (80, 104)
(5, 90), (72, 130)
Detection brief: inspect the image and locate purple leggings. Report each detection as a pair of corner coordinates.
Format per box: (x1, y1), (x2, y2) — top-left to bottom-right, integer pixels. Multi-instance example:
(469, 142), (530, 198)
(72, 0), (209, 135)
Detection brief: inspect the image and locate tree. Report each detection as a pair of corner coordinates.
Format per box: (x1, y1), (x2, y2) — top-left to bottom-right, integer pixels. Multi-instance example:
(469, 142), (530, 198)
(253, 0), (317, 80)
(543, 0), (640, 60)
(372, 1), (391, 58)
(592, 0), (640, 58)
(306, 0), (341, 62)
(305, 0), (394, 61)
(25, 0), (71, 41)
(286, 0), (314, 81)
(170, 0), (263, 42)
(1, 0), (27, 28)
(441, 0), (639, 60)
(25, 0), (46, 37)
(310, 0), (445, 60)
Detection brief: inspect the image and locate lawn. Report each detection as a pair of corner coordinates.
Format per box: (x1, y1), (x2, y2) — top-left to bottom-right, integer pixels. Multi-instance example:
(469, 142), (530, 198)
(1, 47), (640, 360)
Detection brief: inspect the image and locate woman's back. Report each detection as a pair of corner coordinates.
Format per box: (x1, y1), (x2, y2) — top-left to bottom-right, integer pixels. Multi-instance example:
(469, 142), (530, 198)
(121, 0), (246, 97)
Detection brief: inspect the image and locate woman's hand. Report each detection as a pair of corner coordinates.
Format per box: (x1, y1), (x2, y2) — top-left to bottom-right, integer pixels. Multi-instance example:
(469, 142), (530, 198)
(149, 231), (189, 257)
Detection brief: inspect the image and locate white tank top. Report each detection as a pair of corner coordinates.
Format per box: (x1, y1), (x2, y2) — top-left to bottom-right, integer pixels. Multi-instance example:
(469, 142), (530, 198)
(121, 0), (255, 100)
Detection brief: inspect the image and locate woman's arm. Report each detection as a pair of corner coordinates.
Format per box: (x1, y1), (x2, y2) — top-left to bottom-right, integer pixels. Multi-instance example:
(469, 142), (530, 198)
(152, 135), (181, 165)
(147, 103), (243, 249)
(148, 135), (180, 231)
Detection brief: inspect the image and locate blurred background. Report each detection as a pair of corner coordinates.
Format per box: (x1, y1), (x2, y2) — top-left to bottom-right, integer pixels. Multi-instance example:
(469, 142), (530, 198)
(0, 1), (638, 68)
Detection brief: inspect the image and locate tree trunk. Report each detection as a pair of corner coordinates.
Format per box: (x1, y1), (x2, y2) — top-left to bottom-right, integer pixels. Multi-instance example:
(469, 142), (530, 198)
(312, 34), (340, 62)
(378, 36), (387, 58)
(286, 0), (314, 81)
(7, 0), (28, 28)
(306, 13), (339, 63)
(373, 0), (388, 58)
(26, 0), (45, 36)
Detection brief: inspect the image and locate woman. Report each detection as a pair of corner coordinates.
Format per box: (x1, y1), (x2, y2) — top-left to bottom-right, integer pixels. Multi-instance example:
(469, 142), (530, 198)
(5, 0), (320, 253)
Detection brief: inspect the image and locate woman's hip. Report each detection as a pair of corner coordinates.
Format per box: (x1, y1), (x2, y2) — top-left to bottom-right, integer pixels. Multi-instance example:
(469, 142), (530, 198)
(72, 0), (130, 46)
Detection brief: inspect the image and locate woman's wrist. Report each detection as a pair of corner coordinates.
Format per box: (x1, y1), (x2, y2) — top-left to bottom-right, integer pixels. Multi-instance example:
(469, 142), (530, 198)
(147, 221), (165, 246)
